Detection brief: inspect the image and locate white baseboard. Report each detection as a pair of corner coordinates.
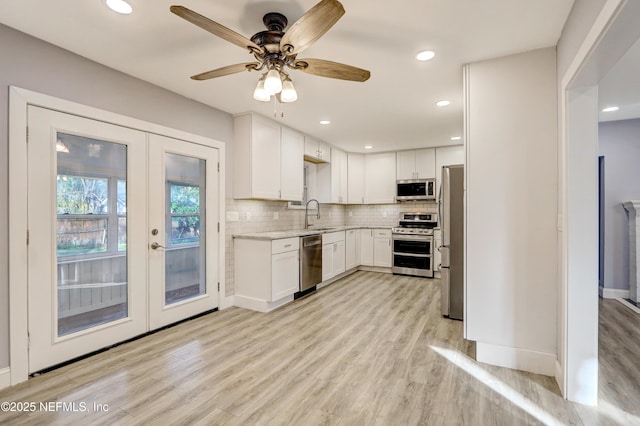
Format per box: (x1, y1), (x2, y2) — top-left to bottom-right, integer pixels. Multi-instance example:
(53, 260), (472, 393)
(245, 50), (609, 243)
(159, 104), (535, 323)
(357, 266), (392, 274)
(220, 295), (234, 310)
(233, 294), (293, 313)
(554, 360), (565, 398)
(599, 286), (629, 299)
(0, 367), (10, 390)
(476, 342), (556, 377)
(616, 298), (640, 314)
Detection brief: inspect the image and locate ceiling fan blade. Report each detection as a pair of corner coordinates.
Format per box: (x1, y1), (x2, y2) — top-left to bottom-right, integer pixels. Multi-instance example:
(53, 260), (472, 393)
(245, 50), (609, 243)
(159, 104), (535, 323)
(170, 5), (262, 53)
(293, 59), (370, 82)
(280, 0), (345, 56)
(191, 62), (261, 80)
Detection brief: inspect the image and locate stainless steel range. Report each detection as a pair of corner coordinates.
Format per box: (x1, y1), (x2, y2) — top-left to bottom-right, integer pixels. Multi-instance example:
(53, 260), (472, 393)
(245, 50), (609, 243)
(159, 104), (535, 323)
(392, 212), (438, 278)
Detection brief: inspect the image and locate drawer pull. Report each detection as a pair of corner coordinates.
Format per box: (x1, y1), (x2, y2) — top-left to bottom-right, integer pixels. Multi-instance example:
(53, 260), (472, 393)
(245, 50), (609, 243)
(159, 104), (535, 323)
(284, 244), (292, 247)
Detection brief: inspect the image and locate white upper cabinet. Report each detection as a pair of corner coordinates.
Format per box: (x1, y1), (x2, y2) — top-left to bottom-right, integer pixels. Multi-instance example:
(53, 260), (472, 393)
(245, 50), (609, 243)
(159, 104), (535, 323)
(396, 148), (436, 180)
(317, 147), (347, 204)
(304, 136), (331, 163)
(233, 113), (303, 201)
(347, 153), (365, 204)
(280, 127), (305, 201)
(365, 152), (397, 204)
(234, 113), (281, 200)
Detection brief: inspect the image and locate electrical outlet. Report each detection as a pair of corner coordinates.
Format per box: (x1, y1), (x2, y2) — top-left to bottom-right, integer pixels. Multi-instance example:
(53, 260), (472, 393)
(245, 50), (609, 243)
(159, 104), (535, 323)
(226, 211), (239, 222)
(246, 212), (251, 221)
(349, 210), (353, 217)
(273, 212), (279, 220)
(383, 211), (387, 218)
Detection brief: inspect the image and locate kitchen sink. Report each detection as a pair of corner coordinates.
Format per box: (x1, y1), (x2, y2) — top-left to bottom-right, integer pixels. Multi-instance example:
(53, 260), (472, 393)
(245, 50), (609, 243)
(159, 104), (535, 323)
(306, 227), (338, 232)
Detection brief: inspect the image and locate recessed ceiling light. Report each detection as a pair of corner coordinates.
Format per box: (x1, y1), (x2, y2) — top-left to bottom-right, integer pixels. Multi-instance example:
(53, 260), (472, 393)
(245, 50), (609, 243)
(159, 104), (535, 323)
(601, 106), (619, 112)
(436, 100), (450, 107)
(416, 50), (435, 61)
(451, 136), (461, 141)
(106, 0), (133, 14)
(364, 145), (373, 150)
(320, 120), (331, 125)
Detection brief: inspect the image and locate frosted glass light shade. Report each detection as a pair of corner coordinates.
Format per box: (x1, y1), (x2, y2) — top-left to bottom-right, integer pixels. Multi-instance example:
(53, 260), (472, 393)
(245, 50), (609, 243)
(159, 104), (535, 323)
(253, 77), (270, 102)
(264, 69), (283, 94)
(280, 79), (298, 103)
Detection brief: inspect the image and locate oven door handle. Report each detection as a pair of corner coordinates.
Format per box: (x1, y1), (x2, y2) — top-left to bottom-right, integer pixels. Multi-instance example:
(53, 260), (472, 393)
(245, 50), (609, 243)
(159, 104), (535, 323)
(392, 235), (433, 241)
(393, 252), (430, 258)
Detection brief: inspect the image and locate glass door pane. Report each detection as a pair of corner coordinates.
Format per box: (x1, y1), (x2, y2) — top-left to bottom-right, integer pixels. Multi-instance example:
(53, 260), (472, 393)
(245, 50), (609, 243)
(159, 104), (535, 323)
(56, 133), (128, 336)
(164, 153), (206, 305)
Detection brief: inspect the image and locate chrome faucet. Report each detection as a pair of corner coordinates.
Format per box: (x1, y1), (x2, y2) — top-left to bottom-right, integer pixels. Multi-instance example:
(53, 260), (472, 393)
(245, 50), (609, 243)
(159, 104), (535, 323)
(304, 199), (320, 229)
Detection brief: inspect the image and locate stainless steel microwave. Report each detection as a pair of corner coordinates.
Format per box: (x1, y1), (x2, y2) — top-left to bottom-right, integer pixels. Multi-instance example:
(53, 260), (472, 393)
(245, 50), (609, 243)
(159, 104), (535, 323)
(396, 179), (436, 201)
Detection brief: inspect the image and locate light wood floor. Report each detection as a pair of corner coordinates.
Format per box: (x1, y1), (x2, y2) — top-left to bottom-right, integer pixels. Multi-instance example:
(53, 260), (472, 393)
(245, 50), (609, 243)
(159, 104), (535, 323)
(1, 271), (639, 425)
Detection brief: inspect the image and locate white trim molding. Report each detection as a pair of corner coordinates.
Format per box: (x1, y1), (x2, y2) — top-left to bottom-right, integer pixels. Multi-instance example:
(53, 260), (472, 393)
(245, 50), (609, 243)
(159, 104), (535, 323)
(599, 286), (630, 299)
(616, 298), (640, 314)
(476, 342), (557, 377)
(0, 368), (10, 390)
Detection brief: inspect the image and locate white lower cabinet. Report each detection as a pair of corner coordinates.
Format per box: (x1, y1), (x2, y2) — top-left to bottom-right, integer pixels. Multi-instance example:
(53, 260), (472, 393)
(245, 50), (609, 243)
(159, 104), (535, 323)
(322, 231), (346, 281)
(345, 229), (359, 270)
(373, 229), (392, 267)
(322, 242), (334, 281)
(234, 237), (300, 312)
(360, 229), (374, 266)
(360, 229), (391, 267)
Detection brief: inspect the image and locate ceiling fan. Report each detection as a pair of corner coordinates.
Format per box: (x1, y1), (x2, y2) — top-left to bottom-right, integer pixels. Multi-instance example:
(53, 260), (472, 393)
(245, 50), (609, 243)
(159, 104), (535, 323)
(170, 0), (370, 103)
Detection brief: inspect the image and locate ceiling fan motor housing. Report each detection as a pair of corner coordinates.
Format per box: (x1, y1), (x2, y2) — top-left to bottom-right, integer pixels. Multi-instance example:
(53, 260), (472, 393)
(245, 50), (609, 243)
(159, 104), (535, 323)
(251, 13), (288, 54)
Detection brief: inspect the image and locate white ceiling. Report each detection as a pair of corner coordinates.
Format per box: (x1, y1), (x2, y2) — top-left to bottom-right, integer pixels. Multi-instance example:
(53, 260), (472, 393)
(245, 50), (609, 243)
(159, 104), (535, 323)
(0, 0), (574, 153)
(599, 35), (640, 123)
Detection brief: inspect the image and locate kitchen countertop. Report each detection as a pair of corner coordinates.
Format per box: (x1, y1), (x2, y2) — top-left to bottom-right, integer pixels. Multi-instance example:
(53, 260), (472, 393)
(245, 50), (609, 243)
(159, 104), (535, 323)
(233, 225), (393, 241)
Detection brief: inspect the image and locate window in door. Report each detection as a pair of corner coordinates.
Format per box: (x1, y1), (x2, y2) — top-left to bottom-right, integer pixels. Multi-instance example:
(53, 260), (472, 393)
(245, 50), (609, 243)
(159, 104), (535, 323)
(55, 133), (128, 336)
(164, 153), (207, 305)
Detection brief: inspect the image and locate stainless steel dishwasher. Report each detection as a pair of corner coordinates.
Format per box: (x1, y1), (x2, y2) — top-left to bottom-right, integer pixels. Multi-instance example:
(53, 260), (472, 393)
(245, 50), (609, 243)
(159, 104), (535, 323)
(299, 234), (323, 292)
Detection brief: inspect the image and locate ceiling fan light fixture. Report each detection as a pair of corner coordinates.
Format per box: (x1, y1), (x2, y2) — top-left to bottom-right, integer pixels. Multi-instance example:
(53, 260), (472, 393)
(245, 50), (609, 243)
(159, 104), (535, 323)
(280, 78), (298, 103)
(106, 0), (133, 14)
(253, 76), (271, 102)
(264, 69), (283, 95)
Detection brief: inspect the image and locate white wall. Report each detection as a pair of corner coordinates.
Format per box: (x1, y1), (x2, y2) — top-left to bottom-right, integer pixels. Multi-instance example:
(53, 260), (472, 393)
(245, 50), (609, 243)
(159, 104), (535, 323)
(0, 23), (234, 370)
(599, 118), (640, 293)
(465, 47), (558, 375)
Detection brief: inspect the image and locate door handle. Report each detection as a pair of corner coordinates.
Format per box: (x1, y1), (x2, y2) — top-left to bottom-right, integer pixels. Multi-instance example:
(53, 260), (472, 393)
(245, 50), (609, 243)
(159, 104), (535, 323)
(150, 242), (165, 250)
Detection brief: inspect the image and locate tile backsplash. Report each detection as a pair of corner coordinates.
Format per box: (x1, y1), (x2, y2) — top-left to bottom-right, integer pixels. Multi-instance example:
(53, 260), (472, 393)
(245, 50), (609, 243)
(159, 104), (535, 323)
(224, 199), (438, 295)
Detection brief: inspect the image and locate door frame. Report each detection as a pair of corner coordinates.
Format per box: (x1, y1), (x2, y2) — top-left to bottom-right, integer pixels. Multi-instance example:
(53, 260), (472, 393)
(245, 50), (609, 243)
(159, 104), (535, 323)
(8, 86), (228, 386)
(558, 0), (640, 404)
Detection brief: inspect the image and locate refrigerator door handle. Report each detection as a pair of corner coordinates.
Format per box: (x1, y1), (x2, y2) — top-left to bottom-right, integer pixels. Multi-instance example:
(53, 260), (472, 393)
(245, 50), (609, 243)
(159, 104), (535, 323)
(440, 266), (450, 316)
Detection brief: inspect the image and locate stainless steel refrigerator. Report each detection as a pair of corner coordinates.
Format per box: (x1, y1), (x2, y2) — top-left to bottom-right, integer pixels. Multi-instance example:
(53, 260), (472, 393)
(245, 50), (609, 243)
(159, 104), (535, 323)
(439, 164), (464, 320)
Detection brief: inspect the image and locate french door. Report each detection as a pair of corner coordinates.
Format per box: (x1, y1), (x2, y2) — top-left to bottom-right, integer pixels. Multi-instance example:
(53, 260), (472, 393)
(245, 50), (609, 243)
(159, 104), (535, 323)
(148, 134), (219, 329)
(27, 106), (219, 373)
